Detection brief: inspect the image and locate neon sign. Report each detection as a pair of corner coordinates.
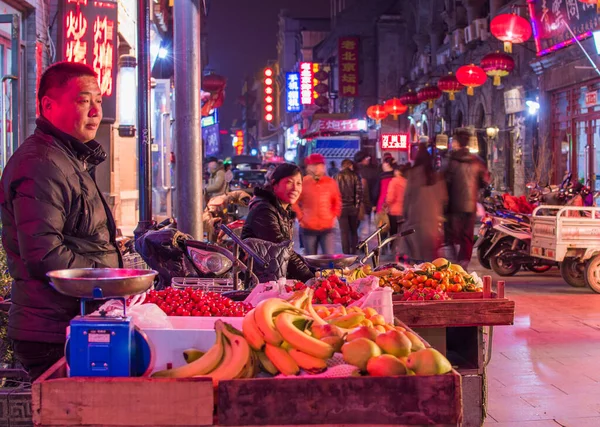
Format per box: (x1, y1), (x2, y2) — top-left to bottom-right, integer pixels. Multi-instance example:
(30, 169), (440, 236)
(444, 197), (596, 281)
(59, 0), (118, 122)
(286, 72), (301, 112)
(380, 133), (409, 151)
(529, 0), (598, 57)
(299, 62), (313, 105)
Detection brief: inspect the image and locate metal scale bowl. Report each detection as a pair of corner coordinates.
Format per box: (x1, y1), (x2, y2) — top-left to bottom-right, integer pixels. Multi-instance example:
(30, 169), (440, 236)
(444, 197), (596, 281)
(303, 254), (359, 277)
(47, 268), (158, 378)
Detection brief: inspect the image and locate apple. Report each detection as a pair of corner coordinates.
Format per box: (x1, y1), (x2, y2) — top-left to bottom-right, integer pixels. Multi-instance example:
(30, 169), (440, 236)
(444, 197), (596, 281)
(375, 330), (412, 357)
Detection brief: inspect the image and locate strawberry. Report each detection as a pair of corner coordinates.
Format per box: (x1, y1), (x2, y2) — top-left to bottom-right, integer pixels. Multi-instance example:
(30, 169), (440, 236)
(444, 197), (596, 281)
(295, 282), (306, 291)
(314, 287), (328, 301)
(333, 298), (343, 304)
(329, 289), (341, 300)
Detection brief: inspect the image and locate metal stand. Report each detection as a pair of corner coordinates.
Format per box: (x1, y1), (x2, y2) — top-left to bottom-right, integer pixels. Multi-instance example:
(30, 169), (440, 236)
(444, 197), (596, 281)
(357, 226), (415, 268)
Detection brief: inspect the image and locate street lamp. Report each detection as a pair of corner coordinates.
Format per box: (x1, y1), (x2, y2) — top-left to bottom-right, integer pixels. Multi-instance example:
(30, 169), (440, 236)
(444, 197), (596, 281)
(117, 55), (137, 137)
(486, 126), (499, 139)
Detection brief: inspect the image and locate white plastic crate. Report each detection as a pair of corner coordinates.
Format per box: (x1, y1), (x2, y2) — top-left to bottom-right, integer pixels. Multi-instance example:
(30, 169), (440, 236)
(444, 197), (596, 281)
(350, 287), (394, 324)
(171, 277), (234, 293)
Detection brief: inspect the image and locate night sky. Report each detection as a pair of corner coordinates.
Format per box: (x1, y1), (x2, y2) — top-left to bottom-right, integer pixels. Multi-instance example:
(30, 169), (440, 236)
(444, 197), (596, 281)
(207, 0), (330, 130)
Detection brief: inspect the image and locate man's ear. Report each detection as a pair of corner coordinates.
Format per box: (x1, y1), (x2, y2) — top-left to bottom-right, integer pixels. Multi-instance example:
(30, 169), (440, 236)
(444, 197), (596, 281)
(41, 96), (53, 113)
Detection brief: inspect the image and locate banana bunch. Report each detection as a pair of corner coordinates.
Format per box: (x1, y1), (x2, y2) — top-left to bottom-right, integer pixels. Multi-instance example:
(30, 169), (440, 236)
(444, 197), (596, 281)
(347, 265), (371, 282)
(314, 304), (388, 332)
(242, 293), (337, 376)
(152, 320), (259, 383)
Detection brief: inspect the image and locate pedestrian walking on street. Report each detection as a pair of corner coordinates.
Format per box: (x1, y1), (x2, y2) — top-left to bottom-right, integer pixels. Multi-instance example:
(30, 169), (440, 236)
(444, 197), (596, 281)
(373, 157), (395, 231)
(327, 160), (340, 177)
(0, 62), (120, 381)
(205, 157), (227, 200)
(444, 128), (491, 269)
(385, 166), (407, 237)
(400, 143), (448, 263)
(241, 163), (314, 282)
(335, 159), (363, 254)
(294, 154), (342, 255)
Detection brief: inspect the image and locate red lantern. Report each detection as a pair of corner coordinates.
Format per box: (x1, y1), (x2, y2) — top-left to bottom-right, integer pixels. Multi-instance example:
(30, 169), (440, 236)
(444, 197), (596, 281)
(456, 64), (487, 96)
(314, 83), (329, 94)
(202, 74), (227, 92)
(383, 98), (407, 119)
(366, 104), (389, 123)
(437, 73), (465, 101)
(399, 90), (420, 113)
(490, 13), (532, 54)
(314, 70), (329, 81)
(481, 51), (515, 86)
(417, 85), (442, 109)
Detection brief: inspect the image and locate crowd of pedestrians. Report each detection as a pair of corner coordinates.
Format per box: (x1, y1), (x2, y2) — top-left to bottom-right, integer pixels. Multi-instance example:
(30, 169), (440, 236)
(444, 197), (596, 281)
(290, 127), (491, 269)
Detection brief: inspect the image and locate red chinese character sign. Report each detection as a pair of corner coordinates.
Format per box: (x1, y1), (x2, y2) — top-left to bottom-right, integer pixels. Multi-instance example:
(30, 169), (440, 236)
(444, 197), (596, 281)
(380, 134), (409, 151)
(59, 0), (118, 122)
(338, 37), (359, 97)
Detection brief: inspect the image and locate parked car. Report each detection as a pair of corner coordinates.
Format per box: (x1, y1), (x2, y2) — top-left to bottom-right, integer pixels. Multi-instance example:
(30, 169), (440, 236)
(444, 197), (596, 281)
(230, 169), (267, 193)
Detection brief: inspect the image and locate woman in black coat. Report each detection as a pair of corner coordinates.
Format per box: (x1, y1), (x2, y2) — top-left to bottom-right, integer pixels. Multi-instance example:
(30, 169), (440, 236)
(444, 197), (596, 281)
(241, 163), (314, 282)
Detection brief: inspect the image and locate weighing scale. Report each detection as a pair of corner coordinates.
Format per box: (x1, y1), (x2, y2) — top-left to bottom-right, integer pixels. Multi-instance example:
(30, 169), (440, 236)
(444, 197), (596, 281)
(47, 268), (158, 378)
(303, 254), (359, 278)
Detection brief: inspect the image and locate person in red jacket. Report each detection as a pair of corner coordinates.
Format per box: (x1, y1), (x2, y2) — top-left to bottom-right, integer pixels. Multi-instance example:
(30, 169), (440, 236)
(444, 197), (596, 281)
(294, 154), (342, 254)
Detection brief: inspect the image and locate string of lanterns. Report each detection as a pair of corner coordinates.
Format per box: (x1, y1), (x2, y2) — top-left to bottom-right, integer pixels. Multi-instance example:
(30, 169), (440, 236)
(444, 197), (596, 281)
(366, 11), (533, 117)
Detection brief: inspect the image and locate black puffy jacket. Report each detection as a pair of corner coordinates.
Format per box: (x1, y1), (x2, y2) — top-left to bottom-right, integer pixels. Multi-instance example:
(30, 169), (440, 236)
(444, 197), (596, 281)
(0, 118), (121, 343)
(444, 148), (491, 214)
(335, 168), (363, 214)
(241, 187), (313, 282)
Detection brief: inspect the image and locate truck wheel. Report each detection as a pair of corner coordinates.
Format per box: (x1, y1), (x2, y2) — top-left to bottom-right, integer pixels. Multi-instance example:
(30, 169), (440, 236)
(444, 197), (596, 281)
(560, 258), (586, 288)
(490, 244), (520, 276)
(527, 264), (553, 273)
(584, 255), (600, 294)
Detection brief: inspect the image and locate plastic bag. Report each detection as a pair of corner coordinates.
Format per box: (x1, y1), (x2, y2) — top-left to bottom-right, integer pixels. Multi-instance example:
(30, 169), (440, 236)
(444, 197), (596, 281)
(128, 304), (173, 329)
(244, 279), (295, 306)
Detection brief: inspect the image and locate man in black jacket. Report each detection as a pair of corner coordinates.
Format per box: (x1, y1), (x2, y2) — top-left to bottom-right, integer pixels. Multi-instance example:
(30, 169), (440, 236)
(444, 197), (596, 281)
(0, 62), (120, 380)
(335, 159), (363, 254)
(444, 128), (491, 268)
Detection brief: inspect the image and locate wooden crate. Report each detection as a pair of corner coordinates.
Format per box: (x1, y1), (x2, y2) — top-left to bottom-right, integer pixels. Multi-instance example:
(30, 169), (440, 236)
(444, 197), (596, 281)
(217, 374), (462, 426)
(31, 358), (214, 426)
(393, 298), (515, 328)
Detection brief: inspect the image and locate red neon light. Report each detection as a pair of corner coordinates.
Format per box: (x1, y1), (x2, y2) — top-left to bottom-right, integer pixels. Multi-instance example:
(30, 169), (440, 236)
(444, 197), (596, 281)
(93, 16), (114, 96)
(264, 68), (273, 77)
(380, 133), (409, 151)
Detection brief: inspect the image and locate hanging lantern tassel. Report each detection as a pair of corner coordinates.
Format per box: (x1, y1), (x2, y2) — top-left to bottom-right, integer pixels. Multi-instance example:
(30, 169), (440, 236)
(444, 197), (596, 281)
(494, 75), (501, 86)
(467, 86), (474, 96)
(449, 92), (456, 101)
(428, 100), (434, 109)
(503, 41), (512, 54)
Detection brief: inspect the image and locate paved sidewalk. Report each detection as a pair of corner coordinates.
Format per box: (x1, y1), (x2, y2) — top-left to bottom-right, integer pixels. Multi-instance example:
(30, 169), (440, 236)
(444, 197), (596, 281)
(484, 279), (600, 426)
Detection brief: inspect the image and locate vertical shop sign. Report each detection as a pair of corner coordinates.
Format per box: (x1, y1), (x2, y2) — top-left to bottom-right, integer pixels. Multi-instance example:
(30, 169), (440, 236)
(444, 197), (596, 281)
(286, 72), (301, 112)
(338, 37), (359, 98)
(299, 62), (313, 105)
(59, 0), (118, 122)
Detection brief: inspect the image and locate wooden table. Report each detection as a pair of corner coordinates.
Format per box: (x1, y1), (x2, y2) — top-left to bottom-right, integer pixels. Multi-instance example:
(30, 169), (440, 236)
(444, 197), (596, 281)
(393, 295), (516, 427)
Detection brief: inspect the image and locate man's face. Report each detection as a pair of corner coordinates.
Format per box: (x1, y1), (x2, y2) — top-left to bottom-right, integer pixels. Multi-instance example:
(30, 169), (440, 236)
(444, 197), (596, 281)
(42, 75), (102, 143)
(360, 157), (371, 166)
(208, 161), (218, 173)
(308, 163), (326, 177)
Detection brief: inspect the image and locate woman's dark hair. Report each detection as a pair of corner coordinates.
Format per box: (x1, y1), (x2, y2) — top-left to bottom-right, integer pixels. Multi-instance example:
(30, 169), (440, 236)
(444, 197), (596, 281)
(383, 157), (395, 167)
(413, 143), (436, 186)
(38, 61), (97, 114)
(270, 163), (301, 185)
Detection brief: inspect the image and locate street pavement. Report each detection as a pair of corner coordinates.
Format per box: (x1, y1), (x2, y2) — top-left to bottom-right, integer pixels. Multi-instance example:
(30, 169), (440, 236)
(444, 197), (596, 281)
(478, 261), (600, 427)
(297, 224), (600, 426)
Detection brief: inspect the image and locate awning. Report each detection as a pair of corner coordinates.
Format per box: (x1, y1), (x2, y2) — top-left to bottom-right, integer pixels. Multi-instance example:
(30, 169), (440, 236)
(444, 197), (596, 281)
(312, 147), (359, 159)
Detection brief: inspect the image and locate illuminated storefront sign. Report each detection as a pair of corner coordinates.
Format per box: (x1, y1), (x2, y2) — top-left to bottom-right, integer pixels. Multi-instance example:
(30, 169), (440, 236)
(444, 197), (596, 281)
(59, 0), (118, 122)
(286, 72), (301, 112)
(529, 0), (598, 57)
(338, 37), (359, 97)
(299, 62), (313, 105)
(201, 109), (218, 128)
(380, 133), (409, 151)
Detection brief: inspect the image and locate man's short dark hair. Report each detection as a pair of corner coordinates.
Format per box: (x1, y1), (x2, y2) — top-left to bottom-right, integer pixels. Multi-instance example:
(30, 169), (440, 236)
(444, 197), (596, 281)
(341, 159), (353, 169)
(38, 61), (98, 114)
(453, 127), (472, 148)
(207, 157), (218, 164)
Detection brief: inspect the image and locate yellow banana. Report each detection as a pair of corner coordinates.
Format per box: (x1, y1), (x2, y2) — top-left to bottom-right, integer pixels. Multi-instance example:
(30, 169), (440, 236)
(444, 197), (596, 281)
(254, 298), (306, 346)
(265, 343), (299, 376)
(328, 313), (365, 329)
(237, 350), (259, 379)
(182, 348), (205, 363)
(288, 348), (327, 374)
(274, 312), (335, 360)
(305, 290), (329, 326)
(202, 321), (251, 382)
(257, 350), (279, 375)
(287, 288), (310, 308)
(242, 308), (265, 351)
(152, 322), (225, 378)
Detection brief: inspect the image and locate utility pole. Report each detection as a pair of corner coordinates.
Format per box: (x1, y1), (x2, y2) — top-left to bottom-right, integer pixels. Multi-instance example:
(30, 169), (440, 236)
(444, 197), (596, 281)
(133, 0), (153, 238)
(173, 0), (203, 238)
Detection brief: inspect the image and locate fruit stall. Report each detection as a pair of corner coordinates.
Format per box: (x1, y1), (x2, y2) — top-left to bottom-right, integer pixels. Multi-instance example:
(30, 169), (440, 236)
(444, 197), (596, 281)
(31, 268), (465, 427)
